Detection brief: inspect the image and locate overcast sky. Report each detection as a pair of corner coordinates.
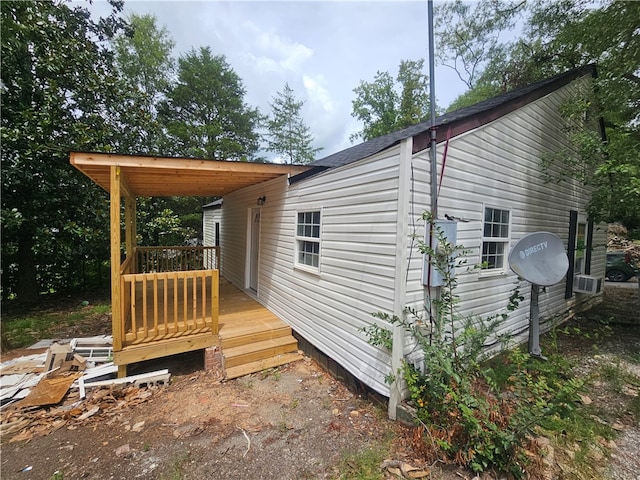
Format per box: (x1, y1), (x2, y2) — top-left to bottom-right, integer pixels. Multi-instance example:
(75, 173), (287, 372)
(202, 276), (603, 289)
(89, 1), (471, 161)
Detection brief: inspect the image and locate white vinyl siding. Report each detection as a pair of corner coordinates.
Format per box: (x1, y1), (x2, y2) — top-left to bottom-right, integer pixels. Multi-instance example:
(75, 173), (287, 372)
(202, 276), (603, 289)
(222, 146), (403, 396)
(202, 206), (222, 269)
(212, 72), (605, 399)
(408, 73), (605, 351)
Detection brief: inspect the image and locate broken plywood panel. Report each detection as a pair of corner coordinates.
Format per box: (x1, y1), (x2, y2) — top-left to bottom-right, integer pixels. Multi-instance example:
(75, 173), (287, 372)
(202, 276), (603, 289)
(16, 373), (81, 408)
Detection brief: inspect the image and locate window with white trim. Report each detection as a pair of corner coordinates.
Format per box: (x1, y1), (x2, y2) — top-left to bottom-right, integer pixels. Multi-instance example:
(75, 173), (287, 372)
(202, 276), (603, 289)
(481, 207), (510, 271)
(295, 211), (321, 270)
(574, 220), (587, 275)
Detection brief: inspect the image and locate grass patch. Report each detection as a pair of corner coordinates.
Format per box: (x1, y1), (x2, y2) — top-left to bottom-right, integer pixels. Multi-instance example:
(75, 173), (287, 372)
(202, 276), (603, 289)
(629, 395), (640, 419)
(600, 361), (630, 393)
(90, 304), (111, 315)
(2, 313), (64, 348)
(160, 449), (191, 480)
(1, 299), (111, 349)
(337, 445), (389, 480)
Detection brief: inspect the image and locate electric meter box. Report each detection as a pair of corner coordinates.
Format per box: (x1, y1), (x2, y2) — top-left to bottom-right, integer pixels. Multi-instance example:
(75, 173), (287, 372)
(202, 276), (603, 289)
(422, 220), (457, 287)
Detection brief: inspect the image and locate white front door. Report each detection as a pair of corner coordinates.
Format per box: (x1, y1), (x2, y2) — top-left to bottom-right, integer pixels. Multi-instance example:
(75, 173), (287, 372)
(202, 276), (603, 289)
(248, 208), (261, 292)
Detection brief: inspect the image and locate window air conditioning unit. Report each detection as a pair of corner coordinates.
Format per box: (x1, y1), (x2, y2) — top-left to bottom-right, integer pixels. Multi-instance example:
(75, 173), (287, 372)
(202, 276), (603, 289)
(573, 274), (602, 295)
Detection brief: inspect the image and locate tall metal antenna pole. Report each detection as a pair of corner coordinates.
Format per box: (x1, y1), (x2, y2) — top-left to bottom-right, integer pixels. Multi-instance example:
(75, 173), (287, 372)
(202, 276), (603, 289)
(427, 0), (438, 219)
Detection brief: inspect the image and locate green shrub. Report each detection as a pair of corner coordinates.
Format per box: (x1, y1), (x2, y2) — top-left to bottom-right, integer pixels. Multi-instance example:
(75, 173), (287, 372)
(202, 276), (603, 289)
(362, 212), (584, 478)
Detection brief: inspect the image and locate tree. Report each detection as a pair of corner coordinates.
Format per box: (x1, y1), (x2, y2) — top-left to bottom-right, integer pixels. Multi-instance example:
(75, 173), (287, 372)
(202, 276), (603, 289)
(434, 0), (526, 90)
(266, 83), (321, 164)
(113, 14), (208, 245)
(351, 59), (431, 142)
(439, 0), (640, 230)
(159, 47), (262, 161)
(1, 0), (130, 302)
(528, 0), (640, 229)
(113, 13), (175, 154)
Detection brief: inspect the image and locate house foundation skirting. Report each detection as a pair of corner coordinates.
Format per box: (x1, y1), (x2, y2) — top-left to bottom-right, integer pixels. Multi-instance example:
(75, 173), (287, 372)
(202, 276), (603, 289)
(292, 331), (387, 409)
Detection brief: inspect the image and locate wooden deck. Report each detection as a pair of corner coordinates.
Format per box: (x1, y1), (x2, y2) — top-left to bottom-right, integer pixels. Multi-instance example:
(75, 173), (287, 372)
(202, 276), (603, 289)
(115, 275), (300, 378)
(218, 281), (301, 379)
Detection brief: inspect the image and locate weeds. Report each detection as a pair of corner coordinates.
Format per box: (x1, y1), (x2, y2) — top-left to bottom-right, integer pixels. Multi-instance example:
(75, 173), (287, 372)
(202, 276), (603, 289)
(362, 213), (587, 478)
(629, 395), (640, 419)
(160, 449), (191, 480)
(600, 360), (628, 393)
(260, 368), (281, 381)
(338, 446), (388, 480)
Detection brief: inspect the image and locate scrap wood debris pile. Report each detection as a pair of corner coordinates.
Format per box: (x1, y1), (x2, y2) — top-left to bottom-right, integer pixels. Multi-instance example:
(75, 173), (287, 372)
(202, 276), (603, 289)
(0, 336), (169, 443)
(608, 223), (640, 263)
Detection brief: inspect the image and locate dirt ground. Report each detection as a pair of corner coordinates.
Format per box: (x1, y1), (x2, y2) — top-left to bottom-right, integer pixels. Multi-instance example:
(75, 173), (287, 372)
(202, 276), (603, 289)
(1, 283), (639, 480)
(1, 355), (397, 480)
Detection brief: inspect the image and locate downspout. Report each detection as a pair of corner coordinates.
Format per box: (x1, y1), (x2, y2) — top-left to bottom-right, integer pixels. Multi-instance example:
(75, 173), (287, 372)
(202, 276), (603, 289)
(425, 0), (442, 378)
(426, 0), (439, 291)
(389, 0), (439, 420)
(428, 0), (438, 219)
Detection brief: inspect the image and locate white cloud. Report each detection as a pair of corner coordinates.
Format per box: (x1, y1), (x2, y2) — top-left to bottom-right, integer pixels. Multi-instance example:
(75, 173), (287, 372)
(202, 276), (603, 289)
(303, 75), (335, 113)
(82, 1), (471, 161)
(242, 20), (313, 73)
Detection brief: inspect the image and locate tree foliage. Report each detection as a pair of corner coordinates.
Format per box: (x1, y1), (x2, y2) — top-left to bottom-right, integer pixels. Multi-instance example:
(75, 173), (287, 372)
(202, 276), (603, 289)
(113, 12), (175, 154)
(266, 83), (321, 164)
(1, 0), (130, 301)
(435, 0), (526, 90)
(351, 59), (431, 142)
(1, 2), (275, 302)
(159, 47), (262, 161)
(439, 0), (640, 230)
(113, 13), (209, 244)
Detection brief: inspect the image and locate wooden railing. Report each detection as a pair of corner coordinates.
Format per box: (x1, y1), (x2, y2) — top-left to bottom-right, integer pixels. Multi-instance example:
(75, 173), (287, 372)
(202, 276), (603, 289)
(136, 246), (220, 274)
(120, 255), (134, 275)
(120, 269), (219, 345)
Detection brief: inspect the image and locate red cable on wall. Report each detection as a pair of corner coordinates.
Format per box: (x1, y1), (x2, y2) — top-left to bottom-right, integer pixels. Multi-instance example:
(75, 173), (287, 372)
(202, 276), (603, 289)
(437, 128), (452, 199)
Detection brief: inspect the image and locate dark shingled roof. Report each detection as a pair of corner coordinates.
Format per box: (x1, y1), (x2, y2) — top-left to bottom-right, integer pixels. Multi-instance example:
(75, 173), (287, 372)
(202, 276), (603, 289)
(202, 198), (223, 209)
(301, 64), (596, 176)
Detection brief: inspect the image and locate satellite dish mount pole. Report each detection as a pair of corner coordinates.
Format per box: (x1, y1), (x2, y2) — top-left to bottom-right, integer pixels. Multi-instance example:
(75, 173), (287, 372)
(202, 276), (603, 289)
(508, 231), (569, 361)
(528, 284), (545, 359)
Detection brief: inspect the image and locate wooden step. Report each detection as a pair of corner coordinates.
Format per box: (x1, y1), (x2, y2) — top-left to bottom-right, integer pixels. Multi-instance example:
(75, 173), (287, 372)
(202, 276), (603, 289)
(222, 335), (298, 369)
(219, 325), (292, 349)
(224, 352), (303, 380)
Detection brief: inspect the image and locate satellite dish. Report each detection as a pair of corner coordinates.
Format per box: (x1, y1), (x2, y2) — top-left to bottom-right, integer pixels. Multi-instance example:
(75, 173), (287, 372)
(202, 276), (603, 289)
(508, 232), (569, 359)
(508, 232), (569, 286)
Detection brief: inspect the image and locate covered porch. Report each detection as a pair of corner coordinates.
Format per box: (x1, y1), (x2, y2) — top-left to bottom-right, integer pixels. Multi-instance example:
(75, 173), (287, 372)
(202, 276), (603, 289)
(70, 152), (309, 377)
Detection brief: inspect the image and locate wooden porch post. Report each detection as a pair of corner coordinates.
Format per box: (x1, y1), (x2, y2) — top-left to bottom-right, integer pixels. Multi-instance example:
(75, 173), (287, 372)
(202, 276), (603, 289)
(124, 194), (137, 272)
(110, 166), (126, 377)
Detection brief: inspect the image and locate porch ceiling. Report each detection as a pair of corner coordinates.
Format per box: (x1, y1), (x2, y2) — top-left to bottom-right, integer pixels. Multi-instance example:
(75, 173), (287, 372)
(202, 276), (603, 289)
(70, 152), (310, 197)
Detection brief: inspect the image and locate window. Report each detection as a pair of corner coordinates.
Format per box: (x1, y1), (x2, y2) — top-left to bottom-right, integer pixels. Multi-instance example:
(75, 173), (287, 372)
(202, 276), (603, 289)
(481, 207), (510, 271)
(566, 210), (593, 299)
(574, 221), (587, 275)
(295, 211), (321, 270)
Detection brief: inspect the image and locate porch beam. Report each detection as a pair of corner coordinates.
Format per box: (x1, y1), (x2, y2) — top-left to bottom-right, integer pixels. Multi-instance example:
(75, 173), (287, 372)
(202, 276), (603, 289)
(72, 152), (306, 175)
(114, 334), (216, 366)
